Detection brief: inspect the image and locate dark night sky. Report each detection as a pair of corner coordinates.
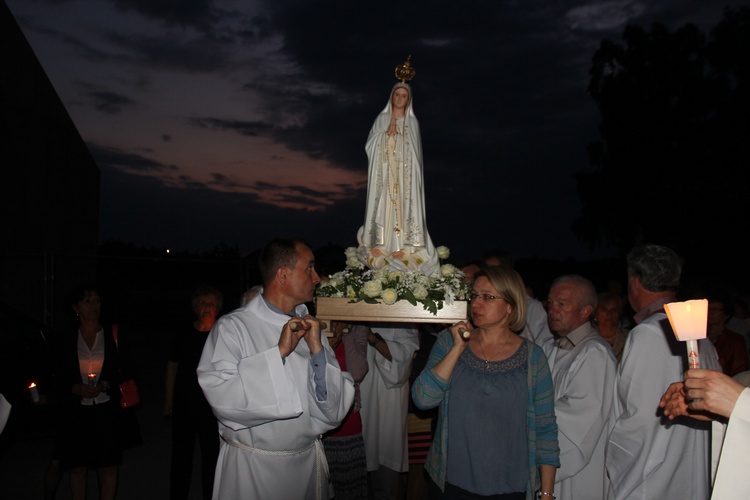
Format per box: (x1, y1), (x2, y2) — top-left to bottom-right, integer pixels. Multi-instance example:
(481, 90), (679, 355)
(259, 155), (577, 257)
(7, 0), (745, 263)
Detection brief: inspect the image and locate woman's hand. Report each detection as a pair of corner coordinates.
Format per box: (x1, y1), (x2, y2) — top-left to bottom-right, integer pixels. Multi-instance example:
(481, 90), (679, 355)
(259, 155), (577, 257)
(367, 326), (393, 361)
(96, 380), (110, 393)
(73, 383), (101, 399)
(430, 323), (470, 382)
(328, 321), (351, 350)
(448, 321), (472, 351)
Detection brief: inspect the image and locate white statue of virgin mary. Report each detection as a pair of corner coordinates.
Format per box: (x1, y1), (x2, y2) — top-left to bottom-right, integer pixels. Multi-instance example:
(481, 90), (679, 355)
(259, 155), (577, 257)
(357, 59), (439, 276)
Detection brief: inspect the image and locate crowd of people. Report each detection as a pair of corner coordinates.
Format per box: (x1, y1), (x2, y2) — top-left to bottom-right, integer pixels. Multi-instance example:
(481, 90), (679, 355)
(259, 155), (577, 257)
(30, 238), (750, 500)
(193, 239), (750, 500)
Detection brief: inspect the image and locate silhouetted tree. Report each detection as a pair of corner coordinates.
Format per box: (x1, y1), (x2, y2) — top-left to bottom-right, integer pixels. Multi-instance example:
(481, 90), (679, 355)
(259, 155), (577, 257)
(574, 7), (750, 285)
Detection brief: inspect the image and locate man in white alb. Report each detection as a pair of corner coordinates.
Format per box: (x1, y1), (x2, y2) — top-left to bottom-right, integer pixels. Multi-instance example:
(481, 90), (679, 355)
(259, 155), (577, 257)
(544, 275), (616, 500)
(197, 237), (354, 500)
(606, 244), (720, 499)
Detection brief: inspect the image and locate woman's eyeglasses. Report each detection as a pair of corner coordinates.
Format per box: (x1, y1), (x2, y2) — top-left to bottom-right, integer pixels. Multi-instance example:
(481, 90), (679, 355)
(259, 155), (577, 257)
(469, 293), (505, 302)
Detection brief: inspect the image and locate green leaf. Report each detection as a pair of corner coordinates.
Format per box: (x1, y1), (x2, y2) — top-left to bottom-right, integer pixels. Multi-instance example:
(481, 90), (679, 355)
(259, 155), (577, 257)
(402, 289), (418, 306)
(423, 300), (438, 315)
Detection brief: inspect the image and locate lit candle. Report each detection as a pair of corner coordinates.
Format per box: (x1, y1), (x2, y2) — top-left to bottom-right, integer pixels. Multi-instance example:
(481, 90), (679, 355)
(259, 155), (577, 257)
(88, 373), (97, 386)
(28, 382), (40, 403)
(665, 299), (708, 369)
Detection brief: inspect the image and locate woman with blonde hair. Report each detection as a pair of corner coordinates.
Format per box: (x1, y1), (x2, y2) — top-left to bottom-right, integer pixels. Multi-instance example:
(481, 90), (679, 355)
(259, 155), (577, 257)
(412, 265), (559, 499)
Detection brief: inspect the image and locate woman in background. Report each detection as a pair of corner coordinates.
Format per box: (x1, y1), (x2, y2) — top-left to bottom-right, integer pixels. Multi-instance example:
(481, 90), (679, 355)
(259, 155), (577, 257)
(163, 285), (222, 500)
(594, 292), (628, 363)
(58, 286), (134, 500)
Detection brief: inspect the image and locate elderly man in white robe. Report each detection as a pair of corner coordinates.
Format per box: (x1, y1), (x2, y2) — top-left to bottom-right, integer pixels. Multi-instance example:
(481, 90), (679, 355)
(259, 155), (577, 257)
(543, 275), (617, 500)
(606, 244), (720, 500)
(197, 237), (355, 500)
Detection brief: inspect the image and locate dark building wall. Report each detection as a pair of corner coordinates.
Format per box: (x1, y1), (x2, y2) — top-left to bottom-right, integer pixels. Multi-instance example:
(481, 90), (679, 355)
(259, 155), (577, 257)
(1, 1), (99, 329)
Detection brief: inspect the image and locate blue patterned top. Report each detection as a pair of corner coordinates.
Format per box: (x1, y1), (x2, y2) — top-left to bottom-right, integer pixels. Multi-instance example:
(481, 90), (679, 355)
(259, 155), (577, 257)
(447, 342), (530, 494)
(411, 332), (559, 499)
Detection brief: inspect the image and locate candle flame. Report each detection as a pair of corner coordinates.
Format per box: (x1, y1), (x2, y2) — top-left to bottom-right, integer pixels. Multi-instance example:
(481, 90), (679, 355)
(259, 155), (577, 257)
(29, 382), (37, 389)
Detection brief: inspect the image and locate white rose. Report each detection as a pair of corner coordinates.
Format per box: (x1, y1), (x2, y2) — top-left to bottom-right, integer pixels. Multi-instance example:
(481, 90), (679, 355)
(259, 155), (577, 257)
(346, 285), (357, 298)
(436, 246), (450, 259)
(381, 288), (398, 305)
(345, 246), (358, 259)
(440, 264), (457, 278)
(346, 256), (361, 269)
(417, 274), (431, 286)
(372, 270), (387, 281)
(363, 280), (382, 298)
(412, 284), (428, 300)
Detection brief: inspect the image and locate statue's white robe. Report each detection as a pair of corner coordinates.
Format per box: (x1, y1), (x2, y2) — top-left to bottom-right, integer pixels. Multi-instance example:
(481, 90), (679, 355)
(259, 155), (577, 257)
(197, 296), (354, 500)
(360, 87), (438, 275)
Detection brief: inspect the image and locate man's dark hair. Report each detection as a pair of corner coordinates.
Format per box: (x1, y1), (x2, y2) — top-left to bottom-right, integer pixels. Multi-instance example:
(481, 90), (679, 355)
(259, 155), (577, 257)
(626, 244), (682, 293)
(258, 237), (307, 286)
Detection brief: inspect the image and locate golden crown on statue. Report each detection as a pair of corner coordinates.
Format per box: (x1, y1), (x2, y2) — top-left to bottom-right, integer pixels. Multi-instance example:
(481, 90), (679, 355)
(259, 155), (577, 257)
(394, 55), (416, 83)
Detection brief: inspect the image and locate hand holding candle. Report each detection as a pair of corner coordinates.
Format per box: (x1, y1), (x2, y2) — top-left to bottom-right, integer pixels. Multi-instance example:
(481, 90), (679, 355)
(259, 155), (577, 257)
(665, 299), (708, 369)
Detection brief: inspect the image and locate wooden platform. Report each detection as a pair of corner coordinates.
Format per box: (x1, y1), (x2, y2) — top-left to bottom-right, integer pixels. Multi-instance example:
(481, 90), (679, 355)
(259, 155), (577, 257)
(316, 297), (468, 324)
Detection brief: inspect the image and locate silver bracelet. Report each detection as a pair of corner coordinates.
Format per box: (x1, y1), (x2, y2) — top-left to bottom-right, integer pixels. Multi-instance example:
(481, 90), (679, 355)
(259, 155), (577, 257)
(536, 492), (556, 499)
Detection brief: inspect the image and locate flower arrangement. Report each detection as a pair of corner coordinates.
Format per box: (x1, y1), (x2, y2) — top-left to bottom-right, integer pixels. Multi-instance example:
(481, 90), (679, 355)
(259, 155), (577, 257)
(317, 246), (470, 315)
